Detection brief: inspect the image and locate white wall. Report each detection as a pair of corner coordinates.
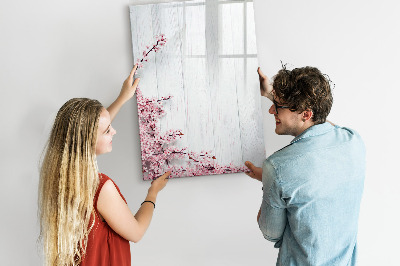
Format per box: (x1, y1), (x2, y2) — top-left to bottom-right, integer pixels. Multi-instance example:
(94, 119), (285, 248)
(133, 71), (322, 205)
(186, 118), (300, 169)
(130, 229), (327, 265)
(0, 0), (398, 265)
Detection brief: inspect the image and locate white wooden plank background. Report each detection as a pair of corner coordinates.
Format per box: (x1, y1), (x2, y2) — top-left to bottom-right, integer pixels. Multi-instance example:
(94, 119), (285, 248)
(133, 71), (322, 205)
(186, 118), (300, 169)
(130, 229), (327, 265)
(130, 0), (265, 178)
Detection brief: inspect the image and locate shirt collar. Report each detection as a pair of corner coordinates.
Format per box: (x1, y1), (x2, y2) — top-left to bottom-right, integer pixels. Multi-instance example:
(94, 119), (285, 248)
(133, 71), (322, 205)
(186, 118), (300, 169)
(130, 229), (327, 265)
(290, 122), (334, 144)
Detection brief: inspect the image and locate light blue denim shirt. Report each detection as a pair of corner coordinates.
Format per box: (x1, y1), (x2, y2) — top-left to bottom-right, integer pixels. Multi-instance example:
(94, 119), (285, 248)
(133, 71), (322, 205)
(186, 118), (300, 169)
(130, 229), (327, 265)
(258, 122), (365, 266)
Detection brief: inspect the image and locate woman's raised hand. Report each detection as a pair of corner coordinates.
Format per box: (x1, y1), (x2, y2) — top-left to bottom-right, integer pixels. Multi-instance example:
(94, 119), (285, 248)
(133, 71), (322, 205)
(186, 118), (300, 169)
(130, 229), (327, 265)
(107, 65), (141, 121)
(119, 64), (141, 102)
(149, 171), (170, 194)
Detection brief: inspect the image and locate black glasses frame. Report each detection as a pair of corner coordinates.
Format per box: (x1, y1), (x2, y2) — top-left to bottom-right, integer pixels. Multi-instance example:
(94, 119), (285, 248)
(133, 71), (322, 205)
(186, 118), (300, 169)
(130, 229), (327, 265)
(273, 100), (291, 114)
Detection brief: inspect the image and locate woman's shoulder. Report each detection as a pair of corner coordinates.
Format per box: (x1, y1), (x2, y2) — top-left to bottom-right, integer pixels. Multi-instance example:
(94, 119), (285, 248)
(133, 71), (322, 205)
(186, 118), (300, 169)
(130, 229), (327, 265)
(98, 173), (127, 203)
(98, 172), (114, 186)
(95, 173), (112, 203)
(99, 172), (110, 180)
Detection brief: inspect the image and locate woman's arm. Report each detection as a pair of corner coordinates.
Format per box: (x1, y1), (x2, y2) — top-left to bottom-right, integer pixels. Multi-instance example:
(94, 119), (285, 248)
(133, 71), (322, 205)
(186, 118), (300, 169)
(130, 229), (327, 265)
(107, 65), (141, 122)
(97, 172), (170, 243)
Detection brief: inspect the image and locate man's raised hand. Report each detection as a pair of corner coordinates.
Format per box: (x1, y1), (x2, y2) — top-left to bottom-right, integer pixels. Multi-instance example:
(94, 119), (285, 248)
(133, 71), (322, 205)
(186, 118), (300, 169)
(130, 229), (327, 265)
(245, 161), (262, 182)
(258, 67), (274, 101)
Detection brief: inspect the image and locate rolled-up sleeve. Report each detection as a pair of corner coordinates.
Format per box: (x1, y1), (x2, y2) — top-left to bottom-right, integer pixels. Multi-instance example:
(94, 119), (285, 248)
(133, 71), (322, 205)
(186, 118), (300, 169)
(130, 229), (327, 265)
(258, 159), (287, 246)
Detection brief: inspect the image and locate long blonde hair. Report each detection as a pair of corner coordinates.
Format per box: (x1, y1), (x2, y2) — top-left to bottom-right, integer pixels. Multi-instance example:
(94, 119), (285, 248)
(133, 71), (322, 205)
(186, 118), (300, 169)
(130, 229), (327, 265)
(38, 98), (103, 265)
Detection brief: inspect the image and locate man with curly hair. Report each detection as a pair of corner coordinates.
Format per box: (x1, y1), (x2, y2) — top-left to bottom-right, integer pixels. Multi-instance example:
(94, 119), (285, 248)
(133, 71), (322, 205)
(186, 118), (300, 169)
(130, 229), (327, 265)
(245, 66), (365, 266)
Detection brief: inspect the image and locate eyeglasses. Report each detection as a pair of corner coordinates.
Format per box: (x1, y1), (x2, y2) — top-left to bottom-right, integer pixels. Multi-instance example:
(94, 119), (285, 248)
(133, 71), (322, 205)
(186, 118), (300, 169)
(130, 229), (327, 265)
(273, 100), (291, 114)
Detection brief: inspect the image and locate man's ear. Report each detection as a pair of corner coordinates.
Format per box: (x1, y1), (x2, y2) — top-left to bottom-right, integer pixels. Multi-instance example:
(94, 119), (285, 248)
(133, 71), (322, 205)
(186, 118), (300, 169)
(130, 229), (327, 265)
(302, 109), (313, 122)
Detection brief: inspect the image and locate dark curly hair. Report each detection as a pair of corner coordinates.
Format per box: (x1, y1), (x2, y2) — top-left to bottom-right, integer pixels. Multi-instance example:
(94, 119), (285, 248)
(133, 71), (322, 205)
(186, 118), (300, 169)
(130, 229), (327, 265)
(272, 65), (333, 124)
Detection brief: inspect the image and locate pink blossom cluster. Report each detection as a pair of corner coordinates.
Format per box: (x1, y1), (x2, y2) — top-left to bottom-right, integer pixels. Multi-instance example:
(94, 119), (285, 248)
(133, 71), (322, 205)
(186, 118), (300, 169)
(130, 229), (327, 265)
(137, 87), (249, 179)
(135, 35), (250, 180)
(135, 34), (166, 69)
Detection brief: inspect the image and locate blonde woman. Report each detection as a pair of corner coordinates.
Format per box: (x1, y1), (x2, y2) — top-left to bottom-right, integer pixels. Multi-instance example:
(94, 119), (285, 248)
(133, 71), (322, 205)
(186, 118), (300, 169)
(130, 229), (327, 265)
(38, 65), (170, 266)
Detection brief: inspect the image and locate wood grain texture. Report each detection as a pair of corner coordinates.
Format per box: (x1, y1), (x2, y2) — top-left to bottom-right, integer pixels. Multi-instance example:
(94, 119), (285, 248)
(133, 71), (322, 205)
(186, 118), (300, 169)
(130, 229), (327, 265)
(130, 0), (265, 178)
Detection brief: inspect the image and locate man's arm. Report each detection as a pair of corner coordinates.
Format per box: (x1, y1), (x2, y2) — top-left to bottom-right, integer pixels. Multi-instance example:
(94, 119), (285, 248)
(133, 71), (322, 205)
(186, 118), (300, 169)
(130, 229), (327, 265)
(258, 160), (287, 246)
(107, 65), (140, 122)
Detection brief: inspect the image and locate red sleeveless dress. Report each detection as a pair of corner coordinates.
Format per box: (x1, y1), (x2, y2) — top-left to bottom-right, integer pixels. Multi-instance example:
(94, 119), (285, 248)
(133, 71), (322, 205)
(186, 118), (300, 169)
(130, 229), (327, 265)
(81, 173), (131, 265)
